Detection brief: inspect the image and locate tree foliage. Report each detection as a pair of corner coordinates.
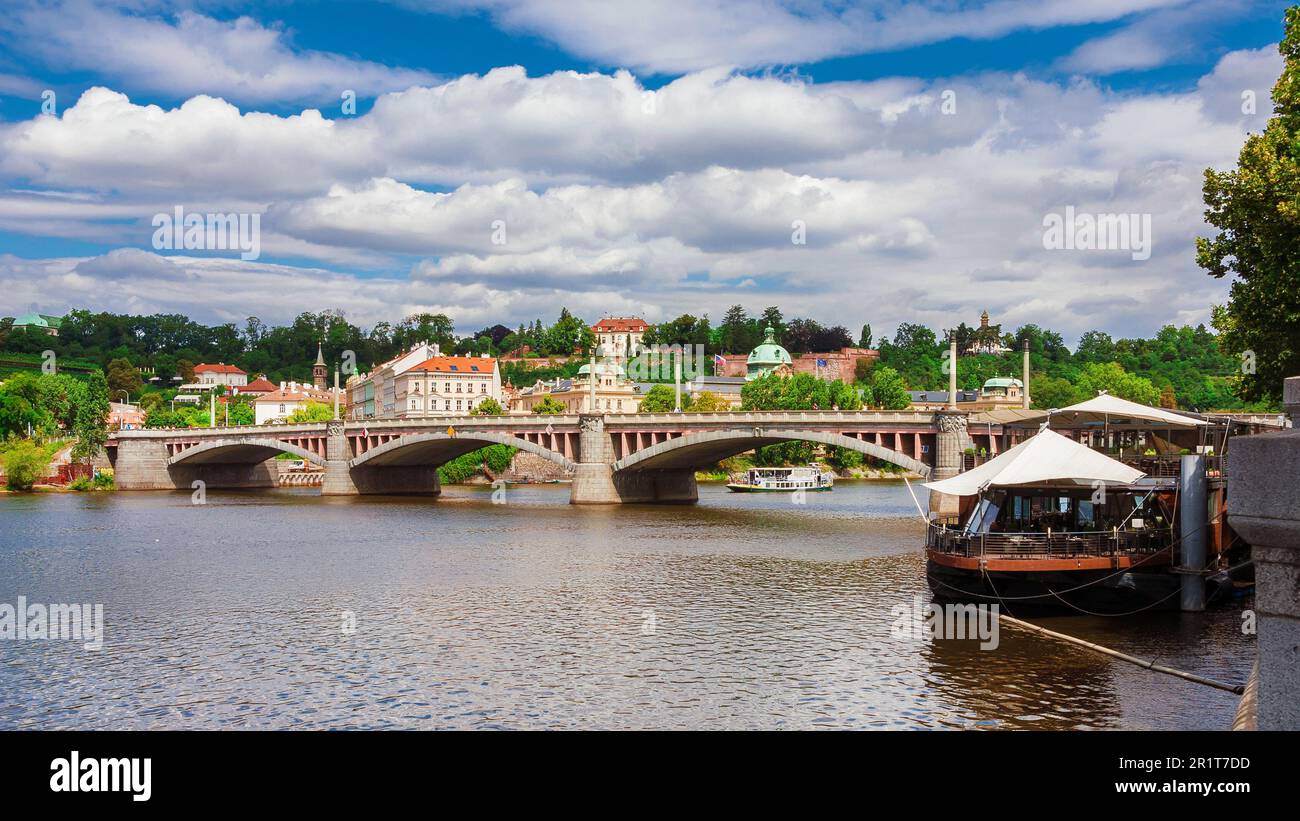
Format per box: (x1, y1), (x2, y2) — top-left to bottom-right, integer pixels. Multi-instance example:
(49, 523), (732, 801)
(1196, 7), (1300, 402)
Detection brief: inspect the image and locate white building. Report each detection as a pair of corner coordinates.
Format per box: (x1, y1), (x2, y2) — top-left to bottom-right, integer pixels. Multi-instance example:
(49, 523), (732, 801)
(395, 354), (503, 417)
(346, 342), (442, 420)
(592, 316), (649, 362)
(193, 363), (248, 387)
(253, 382), (335, 425)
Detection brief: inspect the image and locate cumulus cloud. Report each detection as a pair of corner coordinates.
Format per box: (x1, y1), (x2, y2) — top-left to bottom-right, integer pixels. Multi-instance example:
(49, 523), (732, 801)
(0, 44), (1285, 343)
(0, 1), (435, 105)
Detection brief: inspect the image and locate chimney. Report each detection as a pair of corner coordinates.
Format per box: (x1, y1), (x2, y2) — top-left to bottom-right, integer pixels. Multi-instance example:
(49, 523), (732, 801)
(1022, 339), (1031, 409)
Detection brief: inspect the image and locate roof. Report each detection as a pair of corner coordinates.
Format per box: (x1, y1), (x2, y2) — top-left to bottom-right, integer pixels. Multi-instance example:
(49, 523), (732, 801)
(983, 377), (1023, 389)
(747, 325), (792, 367)
(194, 362), (246, 375)
(407, 355), (497, 374)
(12, 312), (61, 328)
(592, 317), (649, 332)
(909, 390), (980, 404)
(240, 377), (278, 393)
(255, 387), (333, 403)
(1011, 393), (1207, 429)
(923, 429), (1145, 496)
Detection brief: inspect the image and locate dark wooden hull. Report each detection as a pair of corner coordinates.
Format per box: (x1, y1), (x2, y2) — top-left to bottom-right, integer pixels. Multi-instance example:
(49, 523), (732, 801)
(926, 555), (1184, 614)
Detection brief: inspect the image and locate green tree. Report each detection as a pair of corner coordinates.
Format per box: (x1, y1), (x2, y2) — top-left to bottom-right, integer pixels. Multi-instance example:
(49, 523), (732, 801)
(866, 366), (911, 409)
(1196, 7), (1300, 402)
(858, 323), (873, 348)
(3, 440), (49, 491)
(638, 384), (683, 412)
(473, 397), (505, 416)
(1074, 362), (1160, 406)
(287, 401), (335, 423)
(532, 396), (567, 414)
(106, 357), (143, 397)
(685, 390), (728, 412)
(72, 371), (109, 461)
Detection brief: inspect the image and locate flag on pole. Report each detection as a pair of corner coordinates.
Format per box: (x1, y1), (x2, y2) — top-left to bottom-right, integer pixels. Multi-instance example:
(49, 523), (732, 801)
(816, 358), (828, 368)
(713, 353), (726, 375)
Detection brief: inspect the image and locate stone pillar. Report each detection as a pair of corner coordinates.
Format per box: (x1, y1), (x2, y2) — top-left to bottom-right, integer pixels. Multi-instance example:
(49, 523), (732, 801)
(1022, 339), (1031, 409)
(570, 414), (620, 504)
(1226, 376), (1300, 729)
(321, 420), (358, 495)
(929, 412), (968, 516)
(114, 438), (184, 490)
(946, 337), (958, 410)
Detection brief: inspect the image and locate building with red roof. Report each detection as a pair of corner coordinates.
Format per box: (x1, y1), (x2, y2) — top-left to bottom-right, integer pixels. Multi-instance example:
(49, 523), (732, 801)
(193, 362), (248, 387)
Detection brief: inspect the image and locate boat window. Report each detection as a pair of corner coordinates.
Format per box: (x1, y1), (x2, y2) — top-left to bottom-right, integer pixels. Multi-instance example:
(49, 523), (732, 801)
(1077, 500), (1096, 529)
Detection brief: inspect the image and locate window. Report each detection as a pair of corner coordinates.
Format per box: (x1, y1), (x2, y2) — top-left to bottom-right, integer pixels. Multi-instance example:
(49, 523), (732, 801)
(445, 383), (451, 392)
(279, 404), (285, 414)
(430, 399), (437, 409)
(479, 383), (486, 393)
(410, 399), (416, 410)
(456, 383), (462, 392)
(456, 400), (463, 411)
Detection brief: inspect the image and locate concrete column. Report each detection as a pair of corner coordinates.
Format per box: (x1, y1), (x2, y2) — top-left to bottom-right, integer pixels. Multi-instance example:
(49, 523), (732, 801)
(1227, 376), (1300, 730)
(929, 412), (968, 516)
(1022, 340), (1032, 409)
(114, 438), (185, 490)
(571, 414), (620, 504)
(321, 420), (358, 495)
(947, 337), (958, 410)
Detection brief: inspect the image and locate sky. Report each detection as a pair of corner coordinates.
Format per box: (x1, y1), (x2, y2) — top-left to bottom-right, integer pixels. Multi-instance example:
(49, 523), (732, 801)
(0, 0), (1289, 345)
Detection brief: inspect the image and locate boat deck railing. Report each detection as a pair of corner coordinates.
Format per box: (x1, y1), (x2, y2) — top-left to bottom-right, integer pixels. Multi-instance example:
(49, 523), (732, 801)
(926, 522), (1171, 559)
(1112, 453), (1226, 478)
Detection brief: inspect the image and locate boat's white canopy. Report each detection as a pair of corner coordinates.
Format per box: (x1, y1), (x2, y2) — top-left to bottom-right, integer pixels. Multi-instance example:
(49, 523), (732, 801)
(922, 428), (1145, 497)
(1013, 392), (1207, 429)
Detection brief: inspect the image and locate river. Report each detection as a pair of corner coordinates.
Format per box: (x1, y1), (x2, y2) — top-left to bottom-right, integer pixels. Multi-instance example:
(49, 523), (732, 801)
(0, 481), (1253, 730)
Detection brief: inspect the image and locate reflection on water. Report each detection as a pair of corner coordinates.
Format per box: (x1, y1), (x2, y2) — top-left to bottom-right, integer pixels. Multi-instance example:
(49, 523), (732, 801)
(0, 482), (1252, 729)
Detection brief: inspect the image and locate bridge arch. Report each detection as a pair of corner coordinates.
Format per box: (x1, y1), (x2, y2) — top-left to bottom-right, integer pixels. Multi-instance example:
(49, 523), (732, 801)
(167, 438), (326, 467)
(349, 431), (575, 471)
(612, 428), (931, 477)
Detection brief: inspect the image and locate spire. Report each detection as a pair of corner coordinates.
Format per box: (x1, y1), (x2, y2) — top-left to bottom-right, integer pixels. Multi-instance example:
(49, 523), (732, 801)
(315, 341), (326, 366)
(763, 324), (777, 344)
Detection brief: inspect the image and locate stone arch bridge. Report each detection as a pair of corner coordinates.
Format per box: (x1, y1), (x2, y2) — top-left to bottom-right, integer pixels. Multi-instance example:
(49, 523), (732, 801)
(110, 411), (1002, 503)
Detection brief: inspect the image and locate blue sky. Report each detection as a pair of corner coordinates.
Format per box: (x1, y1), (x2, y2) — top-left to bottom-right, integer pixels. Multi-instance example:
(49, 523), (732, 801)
(0, 1), (1290, 342)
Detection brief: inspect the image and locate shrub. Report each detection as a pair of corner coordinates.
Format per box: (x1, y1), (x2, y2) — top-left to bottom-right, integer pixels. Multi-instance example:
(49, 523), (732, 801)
(68, 477), (94, 492)
(3, 441), (49, 491)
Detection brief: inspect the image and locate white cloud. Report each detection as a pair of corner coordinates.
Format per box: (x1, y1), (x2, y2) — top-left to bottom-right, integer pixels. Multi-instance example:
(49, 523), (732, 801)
(0, 44), (1286, 343)
(0, 1), (436, 105)
(425, 0), (1195, 74)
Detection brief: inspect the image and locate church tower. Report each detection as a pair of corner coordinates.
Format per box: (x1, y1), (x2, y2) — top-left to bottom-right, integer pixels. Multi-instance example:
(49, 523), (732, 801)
(313, 342), (327, 390)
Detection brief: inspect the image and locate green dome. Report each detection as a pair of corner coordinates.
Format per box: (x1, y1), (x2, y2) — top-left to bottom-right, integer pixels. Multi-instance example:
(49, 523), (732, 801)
(746, 325), (792, 380)
(578, 360), (627, 379)
(983, 377), (1023, 389)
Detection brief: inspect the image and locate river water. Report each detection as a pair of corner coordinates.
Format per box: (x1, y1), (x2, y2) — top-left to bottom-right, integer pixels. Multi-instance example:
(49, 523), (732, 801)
(0, 482), (1253, 730)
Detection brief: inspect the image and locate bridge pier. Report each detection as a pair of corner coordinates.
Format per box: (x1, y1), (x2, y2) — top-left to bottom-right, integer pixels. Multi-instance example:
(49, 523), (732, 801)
(928, 412), (969, 517)
(114, 438), (183, 490)
(322, 421), (358, 496)
(321, 421), (441, 496)
(571, 415), (621, 504)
